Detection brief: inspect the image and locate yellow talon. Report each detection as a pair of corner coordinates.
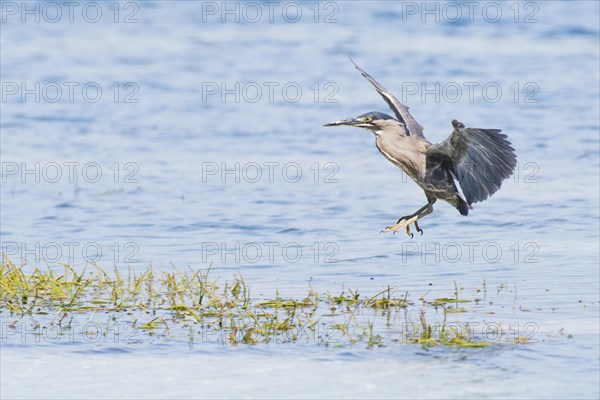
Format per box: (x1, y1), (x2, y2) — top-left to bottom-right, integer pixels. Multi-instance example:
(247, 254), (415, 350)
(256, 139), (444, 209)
(382, 215), (420, 235)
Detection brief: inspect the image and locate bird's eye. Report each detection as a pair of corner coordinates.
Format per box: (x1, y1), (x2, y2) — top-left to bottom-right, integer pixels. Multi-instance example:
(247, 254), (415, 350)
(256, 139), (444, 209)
(364, 116), (372, 123)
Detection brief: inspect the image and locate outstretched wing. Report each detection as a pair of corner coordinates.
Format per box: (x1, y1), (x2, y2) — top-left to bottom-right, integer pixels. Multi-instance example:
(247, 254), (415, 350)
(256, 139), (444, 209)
(349, 57), (425, 138)
(427, 120), (517, 205)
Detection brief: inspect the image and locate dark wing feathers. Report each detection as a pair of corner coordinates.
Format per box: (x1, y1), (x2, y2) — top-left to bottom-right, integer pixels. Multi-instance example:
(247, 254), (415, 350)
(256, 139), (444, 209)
(349, 58), (425, 138)
(428, 121), (517, 205)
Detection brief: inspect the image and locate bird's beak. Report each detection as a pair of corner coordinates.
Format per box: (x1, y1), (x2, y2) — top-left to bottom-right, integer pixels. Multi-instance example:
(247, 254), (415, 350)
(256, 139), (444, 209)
(323, 118), (359, 127)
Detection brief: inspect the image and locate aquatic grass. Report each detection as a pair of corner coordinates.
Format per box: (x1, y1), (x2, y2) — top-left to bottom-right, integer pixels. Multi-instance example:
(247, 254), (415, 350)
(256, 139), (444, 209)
(0, 258), (530, 348)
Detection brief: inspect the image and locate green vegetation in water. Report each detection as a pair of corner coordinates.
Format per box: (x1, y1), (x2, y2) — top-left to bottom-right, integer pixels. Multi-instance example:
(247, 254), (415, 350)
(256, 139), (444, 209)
(0, 258), (531, 348)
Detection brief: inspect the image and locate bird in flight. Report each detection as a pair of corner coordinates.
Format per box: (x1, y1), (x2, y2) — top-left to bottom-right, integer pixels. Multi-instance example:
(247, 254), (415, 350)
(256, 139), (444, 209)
(324, 59), (517, 237)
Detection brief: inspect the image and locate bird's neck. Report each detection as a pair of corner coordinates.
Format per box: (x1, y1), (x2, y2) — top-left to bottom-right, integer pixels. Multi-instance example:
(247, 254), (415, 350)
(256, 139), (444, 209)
(372, 121), (409, 137)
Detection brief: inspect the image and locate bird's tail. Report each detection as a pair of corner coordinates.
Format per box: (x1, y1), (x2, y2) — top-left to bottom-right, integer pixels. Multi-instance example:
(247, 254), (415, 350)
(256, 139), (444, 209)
(457, 195), (471, 216)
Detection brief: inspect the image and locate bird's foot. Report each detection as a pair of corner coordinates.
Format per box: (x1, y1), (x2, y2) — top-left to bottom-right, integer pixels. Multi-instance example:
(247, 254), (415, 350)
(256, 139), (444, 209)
(381, 215), (421, 238)
(414, 220), (424, 236)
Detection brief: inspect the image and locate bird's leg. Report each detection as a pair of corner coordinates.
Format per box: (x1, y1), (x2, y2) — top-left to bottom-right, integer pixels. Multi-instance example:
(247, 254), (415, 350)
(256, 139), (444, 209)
(382, 202), (434, 237)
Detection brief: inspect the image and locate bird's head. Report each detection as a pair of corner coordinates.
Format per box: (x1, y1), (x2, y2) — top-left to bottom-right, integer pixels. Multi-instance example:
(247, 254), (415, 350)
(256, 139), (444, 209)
(324, 111), (406, 134)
